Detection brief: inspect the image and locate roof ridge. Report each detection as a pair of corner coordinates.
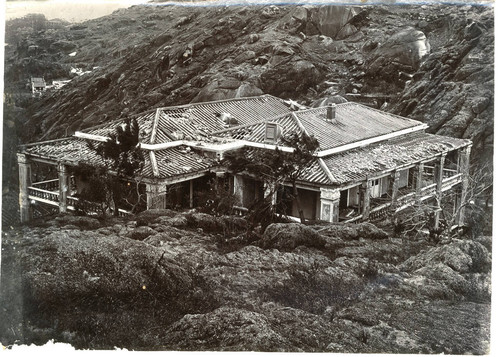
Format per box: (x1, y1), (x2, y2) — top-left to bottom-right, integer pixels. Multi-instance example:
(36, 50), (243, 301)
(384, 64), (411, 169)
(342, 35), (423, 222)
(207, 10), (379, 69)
(150, 108), (161, 144)
(291, 112), (309, 136)
(212, 112), (292, 135)
(155, 94), (283, 113)
(317, 157), (336, 184)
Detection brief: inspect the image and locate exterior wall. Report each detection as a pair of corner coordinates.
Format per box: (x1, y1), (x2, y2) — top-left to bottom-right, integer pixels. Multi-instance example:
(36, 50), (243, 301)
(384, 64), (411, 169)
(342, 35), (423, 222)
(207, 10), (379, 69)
(398, 169), (409, 188)
(288, 187), (318, 221)
(348, 186), (359, 206)
(233, 175), (263, 208)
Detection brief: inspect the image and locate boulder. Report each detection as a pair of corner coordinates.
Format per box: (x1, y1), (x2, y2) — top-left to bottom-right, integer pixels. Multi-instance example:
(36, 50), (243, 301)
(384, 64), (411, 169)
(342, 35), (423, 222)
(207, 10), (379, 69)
(366, 27), (430, 74)
(54, 215), (101, 230)
(163, 307), (289, 350)
(262, 223), (326, 250)
(319, 223), (388, 241)
(399, 239), (491, 274)
(311, 95), (348, 107)
(234, 50), (256, 65)
(20, 230), (191, 308)
(127, 226), (156, 240)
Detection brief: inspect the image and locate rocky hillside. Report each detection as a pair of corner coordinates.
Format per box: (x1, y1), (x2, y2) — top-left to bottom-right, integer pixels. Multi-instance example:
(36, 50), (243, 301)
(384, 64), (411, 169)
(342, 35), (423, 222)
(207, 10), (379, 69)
(0, 212), (491, 351)
(4, 3), (493, 154)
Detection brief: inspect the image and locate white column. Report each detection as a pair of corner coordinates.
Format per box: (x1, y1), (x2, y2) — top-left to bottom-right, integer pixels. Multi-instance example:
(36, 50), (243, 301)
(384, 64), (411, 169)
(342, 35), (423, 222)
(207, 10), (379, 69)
(58, 163), (69, 213)
(360, 179), (370, 220)
(456, 146), (472, 226)
(146, 183), (167, 209)
(233, 175), (244, 206)
(17, 153), (32, 223)
(189, 180), (194, 208)
(320, 188), (340, 223)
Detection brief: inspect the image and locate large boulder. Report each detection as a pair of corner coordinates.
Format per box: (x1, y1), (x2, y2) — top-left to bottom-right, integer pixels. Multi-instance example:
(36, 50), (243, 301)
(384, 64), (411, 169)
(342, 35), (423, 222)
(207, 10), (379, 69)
(319, 222), (389, 240)
(399, 239), (491, 274)
(163, 307), (289, 350)
(368, 27), (430, 70)
(262, 223), (326, 250)
(20, 230), (191, 308)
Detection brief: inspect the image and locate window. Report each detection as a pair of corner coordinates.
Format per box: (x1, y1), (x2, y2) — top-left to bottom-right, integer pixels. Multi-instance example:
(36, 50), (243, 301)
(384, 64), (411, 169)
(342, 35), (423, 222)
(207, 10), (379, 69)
(265, 122), (281, 142)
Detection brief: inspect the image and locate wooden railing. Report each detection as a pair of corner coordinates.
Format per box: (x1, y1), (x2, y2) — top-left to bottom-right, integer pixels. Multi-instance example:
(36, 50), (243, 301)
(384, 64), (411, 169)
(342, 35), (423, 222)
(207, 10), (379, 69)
(442, 173), (462, 190)
(28, 187), (59, 206)
(344, 214), (363, 224)
(29, 186), (131, 217)
(443, 168), (458, 178)
(369, 202), (392, 220)
(31, 179), (59, 192)
(232, 205), (249, 216)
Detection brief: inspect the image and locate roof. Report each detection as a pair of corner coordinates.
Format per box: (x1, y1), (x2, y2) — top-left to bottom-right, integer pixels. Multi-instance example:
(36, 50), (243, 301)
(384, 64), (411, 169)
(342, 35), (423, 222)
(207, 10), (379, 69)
(211, 102), (425, 152)
(31, 77), (46, 87)
(81, 95), (293, 144)
(294, 103), (424, 150)
(21, 95), (470, 188)
(321, 132), (470, 185)
(214, 112), (302, 144)
(22, 138), (217, 181)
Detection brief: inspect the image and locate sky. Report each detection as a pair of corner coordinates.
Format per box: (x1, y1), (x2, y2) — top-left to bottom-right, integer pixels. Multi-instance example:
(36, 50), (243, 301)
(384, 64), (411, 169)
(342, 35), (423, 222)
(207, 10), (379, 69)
(4, 0), (496, 23)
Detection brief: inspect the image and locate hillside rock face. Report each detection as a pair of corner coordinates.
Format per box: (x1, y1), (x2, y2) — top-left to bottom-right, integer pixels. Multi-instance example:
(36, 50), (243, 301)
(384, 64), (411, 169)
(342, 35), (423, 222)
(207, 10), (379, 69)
(390, 7), (494, 161)
(1, 216), (490, 352)
(4, 4), (493, 153)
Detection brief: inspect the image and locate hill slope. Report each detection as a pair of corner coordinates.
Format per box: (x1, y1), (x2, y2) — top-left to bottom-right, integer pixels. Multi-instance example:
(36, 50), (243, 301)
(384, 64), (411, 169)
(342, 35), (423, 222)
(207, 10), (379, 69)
(4, 4), (493, 150)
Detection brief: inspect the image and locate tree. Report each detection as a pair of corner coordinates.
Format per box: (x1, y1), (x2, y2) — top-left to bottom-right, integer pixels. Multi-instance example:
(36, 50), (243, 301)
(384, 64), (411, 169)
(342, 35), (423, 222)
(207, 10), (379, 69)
(225, 132), (319, 229)
(80, 118), (145, 216)
(394, 162), (493, 242)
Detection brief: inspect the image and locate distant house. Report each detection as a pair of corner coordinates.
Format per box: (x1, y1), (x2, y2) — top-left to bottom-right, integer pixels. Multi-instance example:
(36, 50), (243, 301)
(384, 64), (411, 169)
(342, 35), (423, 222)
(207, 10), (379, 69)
(30, 77), (46, 95)
(18, 94), (471, 226)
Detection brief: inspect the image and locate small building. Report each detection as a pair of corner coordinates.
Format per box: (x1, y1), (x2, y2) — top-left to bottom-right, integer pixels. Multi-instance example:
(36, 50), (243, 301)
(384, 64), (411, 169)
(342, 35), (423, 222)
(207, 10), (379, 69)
(17, 94), (471, 226)
(30, 77), (46, 95)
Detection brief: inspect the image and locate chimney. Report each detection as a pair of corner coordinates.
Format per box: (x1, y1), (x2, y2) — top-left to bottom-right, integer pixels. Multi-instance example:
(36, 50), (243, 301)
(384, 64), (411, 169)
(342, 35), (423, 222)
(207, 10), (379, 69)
(326, 104), (336, 122)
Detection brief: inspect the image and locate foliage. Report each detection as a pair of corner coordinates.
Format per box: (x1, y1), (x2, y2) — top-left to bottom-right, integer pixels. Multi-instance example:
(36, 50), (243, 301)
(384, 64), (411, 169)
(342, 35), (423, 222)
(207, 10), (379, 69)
(73, 119), (145, 216)
(90, 118), (144, 177)
(225, 132), (319, 229)
(393, 162), (493, 242)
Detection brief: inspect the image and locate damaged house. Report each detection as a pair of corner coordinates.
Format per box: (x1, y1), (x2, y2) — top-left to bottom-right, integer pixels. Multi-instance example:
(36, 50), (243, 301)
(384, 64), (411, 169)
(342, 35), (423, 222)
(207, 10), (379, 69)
(18, 94), (471, 226)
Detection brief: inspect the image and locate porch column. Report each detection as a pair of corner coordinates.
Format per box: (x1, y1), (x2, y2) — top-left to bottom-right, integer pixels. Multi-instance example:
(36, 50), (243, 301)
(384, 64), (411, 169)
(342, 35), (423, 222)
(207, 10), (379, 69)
(264, 183), (277, 205)
(146, 183), (167, 210)
(233, 175), (244, 206)
(387, 170), (401, 206)
(456, 145), (472, 226)
(415, 162), (424, 198)
(320, 188), (340, 223)
(189, 180), (194, 208)
(360, 179), (370, 220)
(17, 153), (32, 223)
(433, 154), (446, 228)
(58, 163), (69, 213)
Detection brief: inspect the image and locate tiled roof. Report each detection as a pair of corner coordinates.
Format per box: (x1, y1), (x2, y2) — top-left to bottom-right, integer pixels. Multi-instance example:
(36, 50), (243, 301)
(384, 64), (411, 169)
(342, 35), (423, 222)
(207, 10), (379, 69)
(22, 138), (217, 181)
(146, 146), (217, 179)
(23, 138), (107, 166)
(321, 133), (470, 185)
(80, 95), (292, 144)
(31, 78), (46, 86)
(214, 113), (301, 144)
(238, 148), (332, 186)
(83, 111), (156, 144)
(295, 103), (423, 150)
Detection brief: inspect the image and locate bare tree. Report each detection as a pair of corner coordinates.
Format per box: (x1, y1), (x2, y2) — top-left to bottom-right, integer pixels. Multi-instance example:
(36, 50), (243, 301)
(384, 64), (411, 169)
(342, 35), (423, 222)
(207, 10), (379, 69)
(394, 162), (493, 242)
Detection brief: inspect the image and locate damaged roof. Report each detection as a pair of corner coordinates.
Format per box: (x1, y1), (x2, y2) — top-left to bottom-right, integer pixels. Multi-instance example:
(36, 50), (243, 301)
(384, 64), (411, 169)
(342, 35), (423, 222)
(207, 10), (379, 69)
(21, 138), (218, 181)
(211, 102), (425, 151)
(321, 132), (470, 185)
(81, 95), (293, 144)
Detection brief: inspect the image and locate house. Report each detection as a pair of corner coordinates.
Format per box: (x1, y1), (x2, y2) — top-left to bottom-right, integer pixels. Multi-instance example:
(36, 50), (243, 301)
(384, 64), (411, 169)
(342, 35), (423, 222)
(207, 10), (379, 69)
(30, 77), (46, 95)
(17, 94), (472, 226)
